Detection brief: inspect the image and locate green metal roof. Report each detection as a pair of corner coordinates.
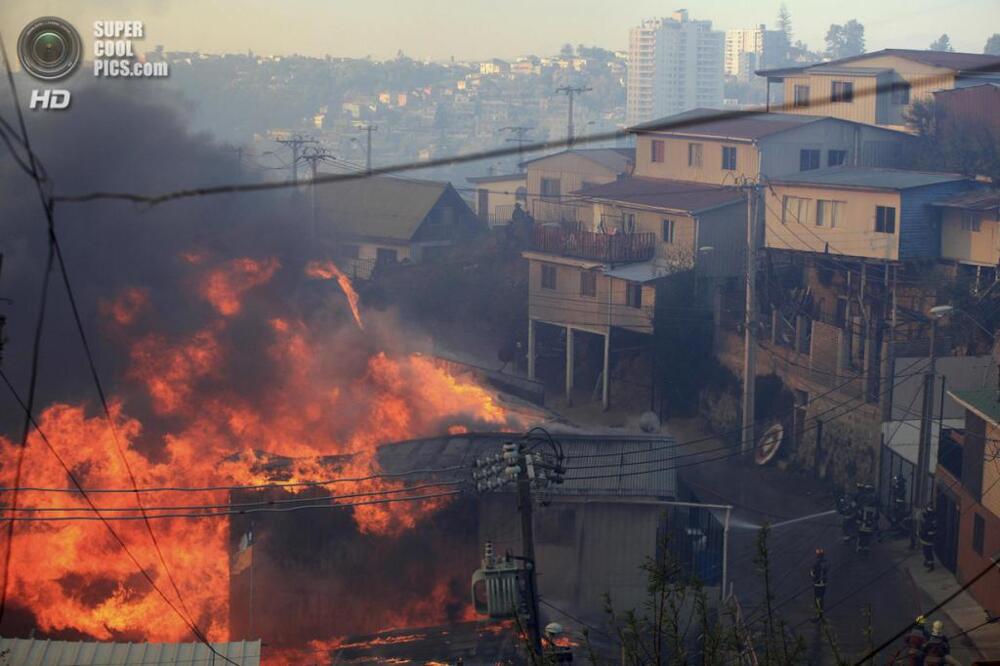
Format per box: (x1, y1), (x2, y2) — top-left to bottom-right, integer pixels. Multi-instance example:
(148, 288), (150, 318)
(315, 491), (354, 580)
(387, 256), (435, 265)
(771, 167), (969, 191)
(948, 389), (1000, 425)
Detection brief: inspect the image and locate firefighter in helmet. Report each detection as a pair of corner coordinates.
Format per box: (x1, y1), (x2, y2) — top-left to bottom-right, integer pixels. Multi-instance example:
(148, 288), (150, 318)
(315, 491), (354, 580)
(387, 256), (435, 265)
(923, 620), (960, 665)
(903, 616), (930, 665)
(810, 547), (829, 621)
(920, 503), (938, 571)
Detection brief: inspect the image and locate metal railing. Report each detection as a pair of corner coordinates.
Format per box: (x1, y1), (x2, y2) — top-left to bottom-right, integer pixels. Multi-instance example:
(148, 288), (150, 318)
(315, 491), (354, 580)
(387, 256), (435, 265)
(530, 226), (655, 263)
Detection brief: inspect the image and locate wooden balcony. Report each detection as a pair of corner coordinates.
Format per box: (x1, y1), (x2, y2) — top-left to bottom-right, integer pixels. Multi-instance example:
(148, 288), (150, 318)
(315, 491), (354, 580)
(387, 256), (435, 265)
(530, 226), (655, 263)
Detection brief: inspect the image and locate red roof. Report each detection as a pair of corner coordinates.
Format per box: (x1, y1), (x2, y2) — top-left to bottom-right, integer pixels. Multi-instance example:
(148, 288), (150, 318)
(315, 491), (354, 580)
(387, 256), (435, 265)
(575, 177), (745, 213)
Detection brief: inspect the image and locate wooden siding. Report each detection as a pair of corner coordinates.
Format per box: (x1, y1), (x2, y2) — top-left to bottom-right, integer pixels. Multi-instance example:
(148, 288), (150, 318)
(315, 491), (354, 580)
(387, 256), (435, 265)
(764, 184), (902, 260)
(634, 133), (759, 184)
(940, 208), (1000, 266)
(783, 73), (882, 125)
(525, 153), (625, 223)
(898, 181), (980, 260)
(528, 259), (655, 334)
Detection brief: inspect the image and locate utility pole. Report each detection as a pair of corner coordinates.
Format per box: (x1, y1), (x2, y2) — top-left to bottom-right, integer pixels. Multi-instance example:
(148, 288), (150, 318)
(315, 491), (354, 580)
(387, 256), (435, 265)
(554, 86), (591, 147)
(500, 126), (533, 169)
(473, 435), (565, 661)
(358, 124), (377, 174)
(275, 134), (317, 184)
(741, 182), (762, 455)
(297, 146), (336, 239)
(915, 316), (941, 511)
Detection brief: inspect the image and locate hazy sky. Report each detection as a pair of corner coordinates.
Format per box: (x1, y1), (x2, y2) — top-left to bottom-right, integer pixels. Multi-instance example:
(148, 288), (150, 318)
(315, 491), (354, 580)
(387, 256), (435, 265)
(2, 0), (997, 61)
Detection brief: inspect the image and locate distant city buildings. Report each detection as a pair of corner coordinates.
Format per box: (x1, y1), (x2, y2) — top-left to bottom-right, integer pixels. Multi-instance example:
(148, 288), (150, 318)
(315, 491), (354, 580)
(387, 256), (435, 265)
(626, 10), (724, 126)
(724, 24), (782, 82)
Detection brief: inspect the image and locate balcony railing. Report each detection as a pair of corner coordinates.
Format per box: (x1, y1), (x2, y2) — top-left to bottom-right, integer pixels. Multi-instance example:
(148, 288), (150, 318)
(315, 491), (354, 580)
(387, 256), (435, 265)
(530, 226), (655, 263)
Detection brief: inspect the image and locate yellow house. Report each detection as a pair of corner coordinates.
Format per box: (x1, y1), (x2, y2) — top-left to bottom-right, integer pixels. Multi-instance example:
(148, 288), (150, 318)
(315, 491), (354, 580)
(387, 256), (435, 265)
(630, 109), (912, 186)
(524, 179), (744, 408)
(521, 148), (634, 224)
(936, 191), (1000, 268)
(758, 49), (1000, 133)
(763, 167), (979, 262)
(466, 172), (527, 226)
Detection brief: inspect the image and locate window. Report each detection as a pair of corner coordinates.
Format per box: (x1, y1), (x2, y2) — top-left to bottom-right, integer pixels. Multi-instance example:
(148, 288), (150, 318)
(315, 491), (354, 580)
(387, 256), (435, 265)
(828, 150), (848, 167)
(688, 142), (703, 167)
(793, 84), (810, 108)
(651, 139), (665, 163)
(540, 177), (561, 199)
(816, 200), (844, 228)
(782, 196), (810, 225)
(541, 264), (557, 289)
(623, 212), (636, 233)
(799, 149), (820, 171)
(961, 211), (982, 232)
(625, 282), (643, 308)
(580, 271), (597, 297)
(831, 81), (854, 103)
(662, 218), (675, 243)
(891, 82), (911, 105)
(972, 513), (985, 556)
(376, 247), (398, 264)
(722, 146), (737, 171)
(875, 206), (896, 234)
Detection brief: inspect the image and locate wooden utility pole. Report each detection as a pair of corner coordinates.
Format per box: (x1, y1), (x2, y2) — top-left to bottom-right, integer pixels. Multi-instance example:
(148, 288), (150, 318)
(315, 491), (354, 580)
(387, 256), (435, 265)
(515, 448), (543, 658)
(741, 183), (762, 455)
(275, 135), (317, 183)
(298, 146), (335, 239)
(500, 126), (533, 169)
(359, 124), (377, 174)
(554, 86), (591, 146)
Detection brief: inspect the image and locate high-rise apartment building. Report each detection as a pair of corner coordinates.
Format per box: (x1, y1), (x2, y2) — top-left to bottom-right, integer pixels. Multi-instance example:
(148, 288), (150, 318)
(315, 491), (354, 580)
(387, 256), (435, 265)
(626, 10), (724, 126)
(725, 24), (782, 81)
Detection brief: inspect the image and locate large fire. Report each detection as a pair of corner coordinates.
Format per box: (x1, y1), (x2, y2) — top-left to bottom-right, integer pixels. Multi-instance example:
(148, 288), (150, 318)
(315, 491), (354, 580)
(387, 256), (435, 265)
(0, 254), (519, 649)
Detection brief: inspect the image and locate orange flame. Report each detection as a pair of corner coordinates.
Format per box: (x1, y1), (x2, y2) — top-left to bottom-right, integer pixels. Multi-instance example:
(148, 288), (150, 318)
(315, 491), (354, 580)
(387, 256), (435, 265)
(0, 255), (524, 647)
(304, 259), (365, 330)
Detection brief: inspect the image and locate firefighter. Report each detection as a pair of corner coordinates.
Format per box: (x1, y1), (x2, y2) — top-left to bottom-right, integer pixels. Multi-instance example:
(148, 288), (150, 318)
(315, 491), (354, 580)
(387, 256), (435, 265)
(920, 504), (937, 571)
(837, 493), (857, 543)
(810, 548), (829, 621)
(923, 620), (960, 665)
(856, 487), (879, 557)
(902, 616), (930, 665)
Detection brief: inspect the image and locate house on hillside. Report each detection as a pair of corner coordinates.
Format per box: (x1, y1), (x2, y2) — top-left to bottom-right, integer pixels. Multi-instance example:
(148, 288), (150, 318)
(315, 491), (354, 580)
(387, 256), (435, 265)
(757, 49), (1000, 132)
(521, 148), (634, 225)
(466, 172), (526, 226)
(936, 191), (1000, 287)
(630, 108), (913, 185)
(314, 176), (483, 278)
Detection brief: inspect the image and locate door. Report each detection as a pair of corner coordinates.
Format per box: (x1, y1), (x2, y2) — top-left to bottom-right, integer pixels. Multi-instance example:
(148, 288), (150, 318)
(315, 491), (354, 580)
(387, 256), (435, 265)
(376, 247), (398, 265)
(477, 188), (489, 223)
(935, 488), (960, 573)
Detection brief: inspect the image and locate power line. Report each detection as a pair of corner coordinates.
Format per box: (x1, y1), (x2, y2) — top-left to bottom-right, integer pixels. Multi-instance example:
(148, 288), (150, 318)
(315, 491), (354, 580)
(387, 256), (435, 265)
(48, 62), (1000, 209)
(0, 35), (236, 664)
(851, 554), (1000, 665)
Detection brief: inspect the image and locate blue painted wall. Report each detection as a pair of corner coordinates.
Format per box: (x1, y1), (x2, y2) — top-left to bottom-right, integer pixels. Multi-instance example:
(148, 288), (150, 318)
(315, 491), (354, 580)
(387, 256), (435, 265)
(899, 180), (985, 260)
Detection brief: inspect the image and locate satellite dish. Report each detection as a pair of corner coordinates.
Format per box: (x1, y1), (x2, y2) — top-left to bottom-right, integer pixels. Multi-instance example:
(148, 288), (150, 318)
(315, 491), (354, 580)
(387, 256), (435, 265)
(755, 423), (783, 465)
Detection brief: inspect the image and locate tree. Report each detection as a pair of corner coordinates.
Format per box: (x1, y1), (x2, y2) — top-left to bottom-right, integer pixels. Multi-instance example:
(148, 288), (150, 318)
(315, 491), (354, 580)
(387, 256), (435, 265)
(560, 43), (574, 57)
(825, 20), (865, 60)
(984, 33), (1000, 55)
(905, 98), (1000, 183)
(774, 4), (793, 65)
(929, 34), (954, 52)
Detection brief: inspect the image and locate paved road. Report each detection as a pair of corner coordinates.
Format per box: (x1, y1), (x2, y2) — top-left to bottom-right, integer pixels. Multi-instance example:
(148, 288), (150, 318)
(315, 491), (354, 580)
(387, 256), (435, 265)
(668, 417), (976, 665)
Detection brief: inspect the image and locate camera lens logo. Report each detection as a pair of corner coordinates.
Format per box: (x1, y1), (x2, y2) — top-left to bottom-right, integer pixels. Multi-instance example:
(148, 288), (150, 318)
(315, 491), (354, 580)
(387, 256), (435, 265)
(17, 17), (82, 81)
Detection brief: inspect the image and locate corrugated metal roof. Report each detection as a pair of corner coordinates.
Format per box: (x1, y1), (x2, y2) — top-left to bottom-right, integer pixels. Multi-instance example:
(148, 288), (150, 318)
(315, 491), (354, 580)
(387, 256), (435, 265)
(0, 638), (261, 666)
(630, 108), (822, 139)
(949, 389), (1000, 425)
(770, 167), (969, 191)
(519, 148), (635, 173)
(757, 48), (1000, 77)
(576, 176), (744, 213)
(376, 433), (677, 498)
(314, 175), (450, 242)
(933, 189), (1000, 212)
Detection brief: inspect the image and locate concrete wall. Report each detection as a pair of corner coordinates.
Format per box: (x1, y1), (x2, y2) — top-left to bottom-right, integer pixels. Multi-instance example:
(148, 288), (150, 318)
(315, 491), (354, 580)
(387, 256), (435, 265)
(527, 257), (655, 334)
(764, 184), (901, 260)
